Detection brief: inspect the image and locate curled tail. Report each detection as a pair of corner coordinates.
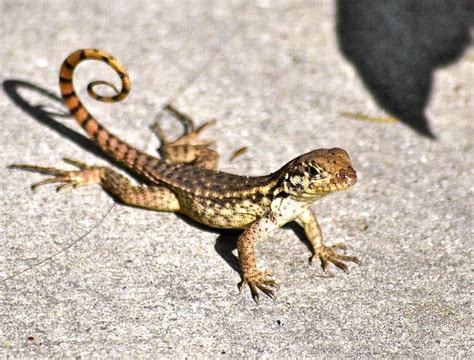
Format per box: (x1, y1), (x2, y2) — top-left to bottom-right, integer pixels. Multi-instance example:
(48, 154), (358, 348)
(59, 49), (154, 172)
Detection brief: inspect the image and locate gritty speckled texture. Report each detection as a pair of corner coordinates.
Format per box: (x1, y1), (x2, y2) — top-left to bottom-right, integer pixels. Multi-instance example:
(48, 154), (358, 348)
(1, 1), (472, 358)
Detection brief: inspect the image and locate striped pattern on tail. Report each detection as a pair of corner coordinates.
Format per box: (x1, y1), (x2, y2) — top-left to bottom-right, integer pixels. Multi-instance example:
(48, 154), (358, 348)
(59, 49), (156, 173)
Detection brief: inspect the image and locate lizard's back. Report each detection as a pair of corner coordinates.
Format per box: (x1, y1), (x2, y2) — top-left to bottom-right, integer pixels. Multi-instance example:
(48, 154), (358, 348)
(60, 49), (281, 229)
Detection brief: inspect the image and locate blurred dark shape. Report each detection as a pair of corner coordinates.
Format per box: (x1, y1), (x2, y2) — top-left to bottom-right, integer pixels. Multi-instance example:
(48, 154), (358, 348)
(337, 0), (473, 138)
(2, 79), (104, 158)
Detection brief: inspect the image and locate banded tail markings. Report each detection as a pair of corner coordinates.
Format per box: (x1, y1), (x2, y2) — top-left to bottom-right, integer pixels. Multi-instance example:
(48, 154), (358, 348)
(58, 49), (155, 174)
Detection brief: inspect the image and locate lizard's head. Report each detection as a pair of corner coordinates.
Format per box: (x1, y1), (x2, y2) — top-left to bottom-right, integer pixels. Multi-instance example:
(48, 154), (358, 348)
(280, 148), (357, 200)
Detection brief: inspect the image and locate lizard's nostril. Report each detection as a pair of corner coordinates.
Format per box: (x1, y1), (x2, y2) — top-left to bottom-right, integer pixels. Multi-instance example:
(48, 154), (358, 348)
(338, 170), (348, 179)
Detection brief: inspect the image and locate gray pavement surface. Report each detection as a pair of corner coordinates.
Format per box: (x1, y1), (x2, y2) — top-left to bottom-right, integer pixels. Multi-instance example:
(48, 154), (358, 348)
(1, 1), (472, 358)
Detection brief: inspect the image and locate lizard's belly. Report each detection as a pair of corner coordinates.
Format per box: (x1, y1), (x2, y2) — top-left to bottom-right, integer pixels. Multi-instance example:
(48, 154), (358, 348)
(177, 193), (270, 229)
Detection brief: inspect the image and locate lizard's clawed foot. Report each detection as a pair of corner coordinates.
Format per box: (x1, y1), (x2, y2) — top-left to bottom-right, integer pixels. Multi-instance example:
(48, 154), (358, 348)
(238, 269), (278, 303)
(310, 243), (360, 274)
(8, 158), (103, 192)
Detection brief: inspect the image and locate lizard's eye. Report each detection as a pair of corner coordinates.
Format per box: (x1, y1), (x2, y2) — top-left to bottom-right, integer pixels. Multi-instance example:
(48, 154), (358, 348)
(308, 166), (321, 177)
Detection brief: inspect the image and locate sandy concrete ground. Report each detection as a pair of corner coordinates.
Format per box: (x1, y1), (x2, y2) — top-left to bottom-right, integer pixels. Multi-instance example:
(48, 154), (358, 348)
(1, 1), (472, 358)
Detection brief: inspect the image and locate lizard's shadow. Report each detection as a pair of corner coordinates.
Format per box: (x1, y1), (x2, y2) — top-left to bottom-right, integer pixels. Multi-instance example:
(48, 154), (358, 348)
(3, 79), (155, 183)
(171, 214), (239, 273)
(179, 214), (312, 275)
(3, 79), (108, 161)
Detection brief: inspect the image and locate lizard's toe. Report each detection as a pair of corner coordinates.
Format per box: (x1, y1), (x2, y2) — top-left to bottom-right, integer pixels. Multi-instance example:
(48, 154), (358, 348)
(310, 243), (360, 274)
(9, 160), (104, 191)
(239, 269), (278, 303)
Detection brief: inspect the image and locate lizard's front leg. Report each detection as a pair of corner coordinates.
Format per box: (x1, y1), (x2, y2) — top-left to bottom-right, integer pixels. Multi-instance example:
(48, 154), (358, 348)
(298, 208), (360, 273)
(237, 214), (280, 302)
(9, 158), (180, 212)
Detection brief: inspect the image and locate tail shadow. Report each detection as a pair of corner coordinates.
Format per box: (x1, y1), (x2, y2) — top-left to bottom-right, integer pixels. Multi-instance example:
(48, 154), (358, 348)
(3, 79), (108, 160)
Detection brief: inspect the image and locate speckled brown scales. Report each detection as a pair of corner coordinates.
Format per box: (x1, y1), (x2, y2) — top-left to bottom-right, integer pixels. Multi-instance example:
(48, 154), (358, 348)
(10, 49), (360, 302)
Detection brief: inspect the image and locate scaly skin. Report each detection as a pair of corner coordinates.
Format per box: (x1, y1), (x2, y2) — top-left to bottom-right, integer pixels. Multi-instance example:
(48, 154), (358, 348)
(10, 49), (360, 302)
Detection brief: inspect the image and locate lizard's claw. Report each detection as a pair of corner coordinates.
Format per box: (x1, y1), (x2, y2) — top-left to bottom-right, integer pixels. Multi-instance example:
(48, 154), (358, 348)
(238, 269), (278, 303)
(310, 243), (360, 274)
(8, 158), (103, 192)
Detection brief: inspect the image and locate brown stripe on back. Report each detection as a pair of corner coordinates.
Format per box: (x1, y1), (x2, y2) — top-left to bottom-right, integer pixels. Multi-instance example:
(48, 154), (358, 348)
(95, 129), (110, 147)
(62, 91), (76, 100)
(63, 60), (74, 70)
(113, 143), (128, 160)
(59, 72), (72, 84)
(68, 51), (83, 64)
(132, 153), (148, 170)
(73, 107), (89, 123)
(106, 136), (119, 151)
(125, 148), (138, 165)
(84, 116), (99, 135)
(60, 67), (73, 78)
(60, 81), (74, 95)
(69, 103), (80, 114)
(63, 94), (79, 109)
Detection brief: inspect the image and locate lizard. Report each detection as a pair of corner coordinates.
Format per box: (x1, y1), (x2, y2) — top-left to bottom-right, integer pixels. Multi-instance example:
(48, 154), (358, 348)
(9, 49), (360, 302)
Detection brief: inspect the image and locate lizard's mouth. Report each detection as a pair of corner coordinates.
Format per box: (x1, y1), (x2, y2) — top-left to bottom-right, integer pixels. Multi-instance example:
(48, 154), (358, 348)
(336, 166), (357, 187)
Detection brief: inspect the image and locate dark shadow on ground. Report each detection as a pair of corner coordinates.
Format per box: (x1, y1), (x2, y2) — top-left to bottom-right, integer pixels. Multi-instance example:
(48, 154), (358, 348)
(336, 0), (473, 138)
(3, 80), (108, 160)
(214, 230), (241, 274)
(3, 79), (161, 186)
(212, 221), (315, 276)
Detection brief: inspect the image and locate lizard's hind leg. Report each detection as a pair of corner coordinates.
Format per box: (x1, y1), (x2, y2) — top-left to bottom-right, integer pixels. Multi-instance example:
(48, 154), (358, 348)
(9, 158), (180, 212)
(154, 104), (219, 170)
